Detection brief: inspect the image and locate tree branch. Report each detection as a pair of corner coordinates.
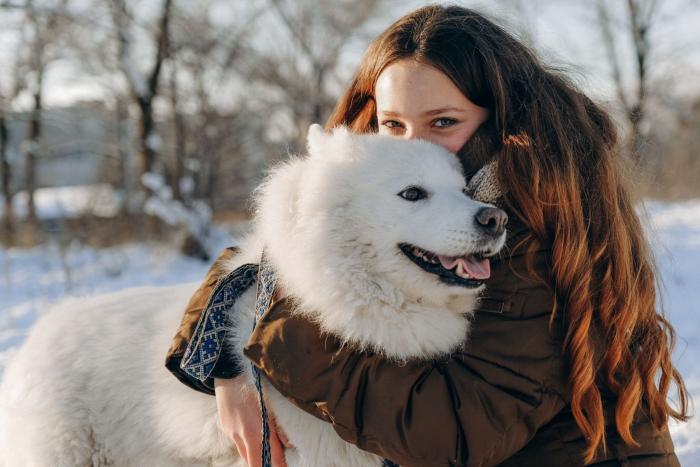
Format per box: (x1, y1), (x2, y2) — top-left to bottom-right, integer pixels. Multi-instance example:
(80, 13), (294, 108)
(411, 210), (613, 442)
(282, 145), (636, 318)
(597, 0), (631, 114)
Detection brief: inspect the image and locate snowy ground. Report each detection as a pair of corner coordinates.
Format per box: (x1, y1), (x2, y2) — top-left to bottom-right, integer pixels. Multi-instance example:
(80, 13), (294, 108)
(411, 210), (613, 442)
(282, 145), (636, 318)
(1, 201), (699, 463)
(0, 184), (122, 220)
(643, 200), (700, 463)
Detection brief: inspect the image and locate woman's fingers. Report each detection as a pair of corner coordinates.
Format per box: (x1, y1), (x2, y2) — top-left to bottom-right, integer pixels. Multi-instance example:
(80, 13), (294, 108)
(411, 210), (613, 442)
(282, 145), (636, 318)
(245, 438), (262, 467)
(233, 435), (247, 462)
(276, 428), (292, 449)
(269, 429), (288, 467)
(269, 413), (293, 449)
(243, 415), (287, 467)
(213, 377), (289, 466)
(268, 414), (290, 466)
(245, 417), (265, 467)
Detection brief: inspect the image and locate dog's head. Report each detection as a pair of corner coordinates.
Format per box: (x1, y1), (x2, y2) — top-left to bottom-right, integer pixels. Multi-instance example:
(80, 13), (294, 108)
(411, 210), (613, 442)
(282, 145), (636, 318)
(255, 124), (507, 313)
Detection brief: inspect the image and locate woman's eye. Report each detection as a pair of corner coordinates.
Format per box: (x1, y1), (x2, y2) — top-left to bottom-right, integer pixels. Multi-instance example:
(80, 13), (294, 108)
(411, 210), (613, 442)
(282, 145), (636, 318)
(433, 118), (457, 128)
(381, 120), (403, 130)
(397, 186), (428, 201)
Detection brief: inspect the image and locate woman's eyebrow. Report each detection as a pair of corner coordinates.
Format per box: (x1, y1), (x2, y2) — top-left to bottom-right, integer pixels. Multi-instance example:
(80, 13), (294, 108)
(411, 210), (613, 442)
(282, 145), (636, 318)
(421, 107), (465, 116)
(378, 107), (466, 117)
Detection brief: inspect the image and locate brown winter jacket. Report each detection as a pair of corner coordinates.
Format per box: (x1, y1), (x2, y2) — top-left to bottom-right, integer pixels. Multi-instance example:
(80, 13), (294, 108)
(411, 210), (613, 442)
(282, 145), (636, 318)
(165, 218), (679, 467)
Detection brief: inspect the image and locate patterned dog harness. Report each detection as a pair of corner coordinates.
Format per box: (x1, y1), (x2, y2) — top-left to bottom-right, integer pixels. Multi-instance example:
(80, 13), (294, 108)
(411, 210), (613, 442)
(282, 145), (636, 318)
(180, 262), (259, 389)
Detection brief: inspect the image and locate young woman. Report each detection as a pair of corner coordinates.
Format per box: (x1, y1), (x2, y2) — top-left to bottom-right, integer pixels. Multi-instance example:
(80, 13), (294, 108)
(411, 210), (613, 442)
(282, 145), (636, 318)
(165, 5), (689, 466)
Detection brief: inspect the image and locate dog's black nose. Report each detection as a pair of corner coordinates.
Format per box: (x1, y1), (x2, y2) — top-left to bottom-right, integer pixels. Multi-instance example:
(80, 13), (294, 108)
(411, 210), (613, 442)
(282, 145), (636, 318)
(475, 207), (508, 237)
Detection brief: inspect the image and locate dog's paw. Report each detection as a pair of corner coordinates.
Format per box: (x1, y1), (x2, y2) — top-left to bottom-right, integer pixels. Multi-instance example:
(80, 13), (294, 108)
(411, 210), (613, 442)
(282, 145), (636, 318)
(465, 159), (502, 205)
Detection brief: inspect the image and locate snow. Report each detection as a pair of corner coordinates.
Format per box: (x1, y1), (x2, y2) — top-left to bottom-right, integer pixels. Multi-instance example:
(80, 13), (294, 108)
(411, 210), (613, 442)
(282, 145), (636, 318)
(141, 171), (212, 240)
(0, 224), (242, 376)
(0, 184), (122, 220)
(146, 132), (162, 152)
(121, 53), (149, 99)
(0, 200), (699, 462)
(643, 200), (700, 463)
(180, 175), (195, 196)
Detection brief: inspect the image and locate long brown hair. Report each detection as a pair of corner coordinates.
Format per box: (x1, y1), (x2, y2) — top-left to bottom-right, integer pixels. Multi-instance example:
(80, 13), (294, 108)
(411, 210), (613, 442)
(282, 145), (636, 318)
(325, 5), (689, 463)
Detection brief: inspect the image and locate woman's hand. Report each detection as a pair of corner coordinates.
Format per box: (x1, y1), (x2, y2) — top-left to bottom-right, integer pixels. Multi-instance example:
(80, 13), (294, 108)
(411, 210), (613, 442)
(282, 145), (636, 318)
(214, 377), (291, 467)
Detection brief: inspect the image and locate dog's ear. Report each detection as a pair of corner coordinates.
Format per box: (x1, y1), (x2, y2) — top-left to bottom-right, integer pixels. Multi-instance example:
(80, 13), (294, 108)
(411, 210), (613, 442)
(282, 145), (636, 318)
(330, 125), (350, 139)
(307, 123), (326, 157)
(307, 124), (357, 163)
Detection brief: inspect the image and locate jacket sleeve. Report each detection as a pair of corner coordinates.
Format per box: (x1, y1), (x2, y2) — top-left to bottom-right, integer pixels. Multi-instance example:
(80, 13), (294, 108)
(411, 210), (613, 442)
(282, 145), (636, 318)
(164, 246), (246, 395)
(243, 246), (569, 467)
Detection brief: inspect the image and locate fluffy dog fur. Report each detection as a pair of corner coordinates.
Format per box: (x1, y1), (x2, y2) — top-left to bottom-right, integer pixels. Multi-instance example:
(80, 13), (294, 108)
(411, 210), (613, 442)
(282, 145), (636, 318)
(0, 125), (505, 466)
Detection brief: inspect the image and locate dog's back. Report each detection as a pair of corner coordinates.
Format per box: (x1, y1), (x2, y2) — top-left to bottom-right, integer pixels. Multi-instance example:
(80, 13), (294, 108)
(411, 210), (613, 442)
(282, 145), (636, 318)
(0, 284), (237, 466)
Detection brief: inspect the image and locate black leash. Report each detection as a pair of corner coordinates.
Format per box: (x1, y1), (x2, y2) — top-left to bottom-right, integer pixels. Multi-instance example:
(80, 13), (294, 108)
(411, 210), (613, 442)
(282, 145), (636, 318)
(252, 254), (277, 467)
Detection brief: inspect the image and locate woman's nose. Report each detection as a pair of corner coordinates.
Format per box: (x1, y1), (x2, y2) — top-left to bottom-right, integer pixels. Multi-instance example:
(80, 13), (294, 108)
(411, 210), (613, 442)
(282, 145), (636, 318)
(404, 126), (428, 142)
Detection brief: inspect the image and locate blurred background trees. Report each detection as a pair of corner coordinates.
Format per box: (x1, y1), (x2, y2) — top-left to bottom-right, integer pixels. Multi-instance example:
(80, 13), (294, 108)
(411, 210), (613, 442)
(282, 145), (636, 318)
(0, 0), (698, 258)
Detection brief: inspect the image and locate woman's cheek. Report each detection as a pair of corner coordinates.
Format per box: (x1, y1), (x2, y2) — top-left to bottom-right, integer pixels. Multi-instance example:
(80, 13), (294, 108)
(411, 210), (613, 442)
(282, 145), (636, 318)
(444, 123), (484, 152)
(436, 132), (471, 153)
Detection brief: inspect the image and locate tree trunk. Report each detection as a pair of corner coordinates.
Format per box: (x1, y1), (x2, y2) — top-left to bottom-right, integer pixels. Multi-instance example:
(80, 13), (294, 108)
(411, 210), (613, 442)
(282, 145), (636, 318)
(25, 85), (42, 225)
(0, 108), (12, 238)
(312, 65), (325, 124)
(206, 153), (217, 212)
(169, 62), (186, 202)
(627, 0), (650, 164)
(115, 97), (130, 213)
(137, 97), (156, 178)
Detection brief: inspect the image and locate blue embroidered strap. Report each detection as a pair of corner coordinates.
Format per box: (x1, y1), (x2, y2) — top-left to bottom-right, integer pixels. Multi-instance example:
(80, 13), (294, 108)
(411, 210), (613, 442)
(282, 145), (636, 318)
(252, 253), (277, 467)
(382, 459), (399, 467)
(180, 262), (259, 390)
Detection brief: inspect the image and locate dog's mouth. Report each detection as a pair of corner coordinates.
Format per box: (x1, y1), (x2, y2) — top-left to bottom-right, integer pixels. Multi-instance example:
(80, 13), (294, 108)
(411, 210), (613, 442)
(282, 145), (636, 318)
(398, 243), (494, 288)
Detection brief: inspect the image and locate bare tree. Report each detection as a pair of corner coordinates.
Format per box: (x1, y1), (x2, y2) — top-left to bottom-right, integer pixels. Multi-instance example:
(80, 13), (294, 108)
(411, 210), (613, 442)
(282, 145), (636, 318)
(167, 1), (264, 208)
(14, 0), (70, 227)
(247, 0), (383, 151)
(597, 0), (659, 163)
(167, 59), (185, 202)
(56, 1), (136, 213)
(110, 0), (171, 189)
(0, 95), (11, 237)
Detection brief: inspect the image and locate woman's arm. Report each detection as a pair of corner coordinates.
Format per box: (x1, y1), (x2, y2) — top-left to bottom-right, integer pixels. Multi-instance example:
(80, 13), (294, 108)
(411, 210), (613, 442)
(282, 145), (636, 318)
(164, 247), (290, 465)
(164, 246), (245, 394)
(244, 249), (568, 467)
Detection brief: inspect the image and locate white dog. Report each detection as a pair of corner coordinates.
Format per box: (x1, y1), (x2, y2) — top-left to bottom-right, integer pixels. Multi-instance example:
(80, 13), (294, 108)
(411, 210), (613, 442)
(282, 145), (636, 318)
(0, 125), (507, 466)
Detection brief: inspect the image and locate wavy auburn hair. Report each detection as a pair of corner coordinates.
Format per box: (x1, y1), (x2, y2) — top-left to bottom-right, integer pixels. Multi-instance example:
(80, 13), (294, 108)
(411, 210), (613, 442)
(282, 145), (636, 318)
(325, 4), (689, 464)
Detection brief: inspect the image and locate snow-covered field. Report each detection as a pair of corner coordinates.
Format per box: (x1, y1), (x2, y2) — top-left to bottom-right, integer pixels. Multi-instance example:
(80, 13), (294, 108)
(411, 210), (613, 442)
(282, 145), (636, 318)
(1, 201), (699, 463)
(643, 200), (700, 464)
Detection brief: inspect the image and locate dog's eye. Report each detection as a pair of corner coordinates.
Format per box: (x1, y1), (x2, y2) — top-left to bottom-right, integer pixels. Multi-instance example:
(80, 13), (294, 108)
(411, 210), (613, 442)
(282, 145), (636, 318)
(397, 186), (428, 201)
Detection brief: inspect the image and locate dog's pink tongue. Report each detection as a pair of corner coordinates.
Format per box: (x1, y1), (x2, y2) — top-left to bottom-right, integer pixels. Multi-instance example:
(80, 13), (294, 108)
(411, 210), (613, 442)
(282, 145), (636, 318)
(437, 255), (491, 279)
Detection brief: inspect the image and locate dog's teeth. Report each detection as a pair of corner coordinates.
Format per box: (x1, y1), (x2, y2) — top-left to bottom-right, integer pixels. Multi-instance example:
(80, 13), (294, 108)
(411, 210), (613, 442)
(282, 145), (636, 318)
(454, 262), (472, 279)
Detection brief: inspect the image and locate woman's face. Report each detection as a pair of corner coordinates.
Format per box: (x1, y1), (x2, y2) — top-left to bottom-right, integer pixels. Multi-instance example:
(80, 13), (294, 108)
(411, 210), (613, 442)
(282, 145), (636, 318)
(375, 59), (489, 153)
